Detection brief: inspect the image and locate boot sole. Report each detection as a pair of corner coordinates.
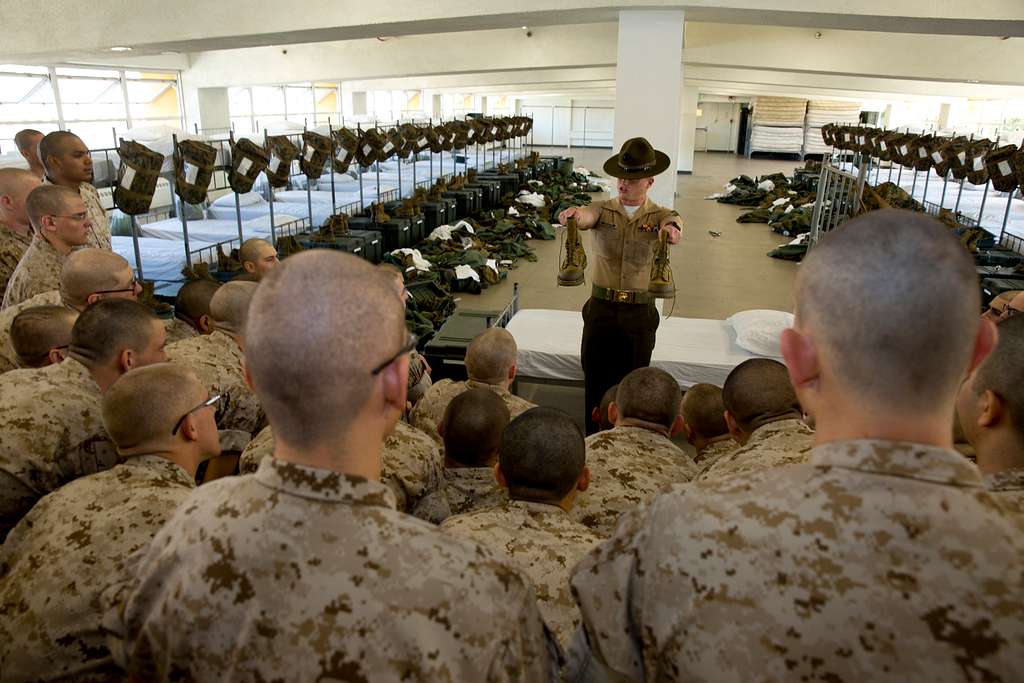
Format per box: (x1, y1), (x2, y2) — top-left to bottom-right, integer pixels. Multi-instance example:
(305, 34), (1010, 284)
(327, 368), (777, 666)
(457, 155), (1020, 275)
(648, 284), (675, 298)
(558, 273), (586, 287)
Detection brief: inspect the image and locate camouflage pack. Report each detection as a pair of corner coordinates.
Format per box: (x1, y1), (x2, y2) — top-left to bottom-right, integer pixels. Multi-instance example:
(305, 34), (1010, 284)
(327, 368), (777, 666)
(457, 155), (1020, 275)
(264, 135), (299, 188)
(984, 144), (1020, 192)
(173, 139), (217, 205)
(228, 137), (270, 194)
(965, 139), (994, 186)
(114, 139), (164, 216)
(356, 128), (387, 166)
(299, 131), (333, 179)
(910, 134), (937, 172)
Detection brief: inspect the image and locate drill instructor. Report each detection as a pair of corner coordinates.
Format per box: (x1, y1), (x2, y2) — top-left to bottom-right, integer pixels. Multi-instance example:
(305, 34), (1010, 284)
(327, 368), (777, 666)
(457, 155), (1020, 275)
(559, 137), (682, 434)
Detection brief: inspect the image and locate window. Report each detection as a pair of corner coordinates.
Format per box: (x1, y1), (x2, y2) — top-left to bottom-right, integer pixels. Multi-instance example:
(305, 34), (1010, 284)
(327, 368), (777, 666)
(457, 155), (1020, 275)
(228, 82), (342, 132)
(0, 63), (183, 153)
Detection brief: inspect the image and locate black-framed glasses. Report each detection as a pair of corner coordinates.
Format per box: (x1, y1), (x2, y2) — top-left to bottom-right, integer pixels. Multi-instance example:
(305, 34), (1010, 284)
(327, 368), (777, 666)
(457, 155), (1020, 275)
(171, 394), (222, 435)
(50, 212), (89, 221)
(370, 332), (418, 375)
(93, 276), (139, 296)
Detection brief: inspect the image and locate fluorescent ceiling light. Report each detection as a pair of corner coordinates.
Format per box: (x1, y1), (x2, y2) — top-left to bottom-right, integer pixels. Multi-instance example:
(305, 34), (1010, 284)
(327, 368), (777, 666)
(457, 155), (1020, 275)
(110, 46), (133, 52)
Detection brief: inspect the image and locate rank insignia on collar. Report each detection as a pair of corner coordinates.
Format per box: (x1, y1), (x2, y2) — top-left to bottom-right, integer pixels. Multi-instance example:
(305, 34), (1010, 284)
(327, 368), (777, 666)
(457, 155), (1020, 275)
(638, 223), (659, 233)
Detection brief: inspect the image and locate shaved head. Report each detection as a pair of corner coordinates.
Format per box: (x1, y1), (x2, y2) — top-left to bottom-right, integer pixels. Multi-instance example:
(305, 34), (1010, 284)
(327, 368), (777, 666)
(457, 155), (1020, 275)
(442, 388), (510, 467)
(26, 184), (77, 232)
(238, 239), (278, 280)
(11, 305), (76, 368)
(245, 251), (405, 449)
(616, 367), (682, 429)
(500, 407), (584, 500)
(723, 359), (800, 432)
(38, 131), (81, 168)
(595, 384), (618, 431)
(60, 249), (134, 310)
(174, 280), (221, 328)
(465, 328), (518, 384)
(103, 363), (207, 453)
(966, 315), (1024, 436)
(209, 281), (257, 336)
(13, 129), (42, 154)
(796, 209), (979, 412)
(681, 383), (729, 439)
(70, 299), (161, 369)
(0, 168), (39, 197)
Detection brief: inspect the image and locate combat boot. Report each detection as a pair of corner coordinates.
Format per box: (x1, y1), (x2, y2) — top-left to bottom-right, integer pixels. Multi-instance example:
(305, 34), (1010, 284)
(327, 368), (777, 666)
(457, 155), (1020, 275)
(557, 216), (587, 287)
(138, 280), (173, 315)
(373, 202), (391, 224)
(648, 231), (674, 298)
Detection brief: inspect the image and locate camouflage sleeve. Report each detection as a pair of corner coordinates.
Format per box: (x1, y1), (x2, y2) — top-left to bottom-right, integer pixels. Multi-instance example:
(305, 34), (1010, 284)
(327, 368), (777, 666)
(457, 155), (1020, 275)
(569, 503), (653, 681)
(486, 575), (563, 683)
(410, 489), (452, 525)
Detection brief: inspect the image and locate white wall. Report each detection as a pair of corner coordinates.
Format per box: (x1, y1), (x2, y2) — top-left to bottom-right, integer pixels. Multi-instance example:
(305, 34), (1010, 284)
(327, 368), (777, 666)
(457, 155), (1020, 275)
(519, 97), (615, 148)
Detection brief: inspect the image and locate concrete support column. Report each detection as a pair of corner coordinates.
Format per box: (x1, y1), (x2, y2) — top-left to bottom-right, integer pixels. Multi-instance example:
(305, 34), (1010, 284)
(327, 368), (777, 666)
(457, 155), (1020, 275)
(340, 84), (355, 120)
(677, 84), (699, 173)
(612, 9), (685, 208)
(196, 88), (230, 131)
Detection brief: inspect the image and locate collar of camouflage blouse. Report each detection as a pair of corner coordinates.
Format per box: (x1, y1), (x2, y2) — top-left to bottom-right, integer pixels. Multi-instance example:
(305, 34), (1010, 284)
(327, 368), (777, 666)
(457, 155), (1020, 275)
(616, 416), (672, 438)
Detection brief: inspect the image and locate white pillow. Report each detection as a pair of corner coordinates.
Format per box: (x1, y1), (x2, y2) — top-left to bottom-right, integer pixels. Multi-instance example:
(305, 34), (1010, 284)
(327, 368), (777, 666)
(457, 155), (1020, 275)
(212, 192), (265, 208)
(727, 309), (794, 358)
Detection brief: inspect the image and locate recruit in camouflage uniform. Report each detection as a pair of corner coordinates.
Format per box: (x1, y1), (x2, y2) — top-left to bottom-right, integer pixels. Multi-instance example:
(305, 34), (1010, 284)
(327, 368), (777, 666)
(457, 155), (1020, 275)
(0, 455), (194, 681)
(239, 420), (443, 513)
(104, 457), (559, 682)
(569, 440), (1024, 682)
(699, 418), (815, 481)
(0, 227), (31, 298)
(162, 317), (199, 345)
(442, 499), (603, 646)
(166, 330), (264, 438)
(0, 289), (62, 372)
(570, 425), (699, 536)
(1, 237), (65, 310)
(987, 468), (1024, 515)
(42, 178), (111, 251)
(0, 358), (116, 540)
(412, 466), (508, 524)
(411, 378), (536, 446)
(692, 437), (737, 471)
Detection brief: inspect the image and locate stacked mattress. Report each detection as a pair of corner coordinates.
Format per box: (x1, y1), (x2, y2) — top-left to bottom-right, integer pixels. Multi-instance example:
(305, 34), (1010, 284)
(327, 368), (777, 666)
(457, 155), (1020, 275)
(805, 100), (861, 155)
(750, 97), (807, 154)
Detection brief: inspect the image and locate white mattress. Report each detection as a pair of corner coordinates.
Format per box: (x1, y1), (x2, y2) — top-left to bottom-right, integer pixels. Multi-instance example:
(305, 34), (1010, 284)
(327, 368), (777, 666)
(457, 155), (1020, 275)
(507, 309), (762, 388)
(138, 214), (303, 243)
(113, 236), (214, 296)
(208, 201), (341, 228)
(751, 125), (804, 153)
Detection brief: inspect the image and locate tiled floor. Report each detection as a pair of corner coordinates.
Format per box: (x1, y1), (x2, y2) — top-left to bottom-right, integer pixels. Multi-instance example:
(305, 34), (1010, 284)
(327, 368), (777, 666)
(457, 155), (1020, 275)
(452, 147), (807, 437)
(459, 147), (803, 319)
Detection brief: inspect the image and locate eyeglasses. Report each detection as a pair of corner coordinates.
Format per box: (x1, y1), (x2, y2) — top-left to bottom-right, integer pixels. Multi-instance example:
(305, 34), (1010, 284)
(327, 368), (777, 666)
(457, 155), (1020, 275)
(171, 394), (222, 435)
(50, 212), (89, 221)
(370, 332), (418, 375)
(93, 276), (139, 296)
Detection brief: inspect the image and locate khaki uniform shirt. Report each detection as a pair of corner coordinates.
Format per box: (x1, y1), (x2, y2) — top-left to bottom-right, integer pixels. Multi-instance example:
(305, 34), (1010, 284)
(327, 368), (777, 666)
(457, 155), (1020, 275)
(571, 425), (699, 536)
(0, 455), (194, 681)
(239, 420), (444, 513)
(1, 237), (65, 310)
(443, 499), (603, 646)
(413, 466), (508, 524)
(42, 178), (111, 251)
(0, 289), (62, 373)
(693, 436), (737, 470)
(411, 378), (535, 447)
(103, 456), (558, 682)
(0, 226), (32, 300)
(699, 418), (815, 481)
(0, 357), (116, 541)
(166, 329), (264, 438)
(582, 198), (680, 292)
(987, 467), (1024, 515)
(163, 316), (199, 344)
(569, 439), (1024, 682)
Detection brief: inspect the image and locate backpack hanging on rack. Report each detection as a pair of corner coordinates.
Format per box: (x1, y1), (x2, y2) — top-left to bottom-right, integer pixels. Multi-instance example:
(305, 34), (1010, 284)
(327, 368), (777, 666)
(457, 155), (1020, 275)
(228, 137), (270, 194)
(965, 139), (994, 186)
(984, 144), (1020, 192)
(379, 127), (402, 160)
(299, 131), (333, 179)
(911, 134), (936, 172)
(893, 134), (921, 167)
(265, 135), (299, 188)
(925, 136), (952, 177)
(856, 128), (877, 155)
(425, 125), (444, 154)
(114, 140), (165, 216)
(877, 131), (902, 162)
(1014, 149), (1024, 195)
(355, 128), (386, 167)
(173, 139), (217, 205)
(331, 128), (359, 174)
(942, 137), (972, 180)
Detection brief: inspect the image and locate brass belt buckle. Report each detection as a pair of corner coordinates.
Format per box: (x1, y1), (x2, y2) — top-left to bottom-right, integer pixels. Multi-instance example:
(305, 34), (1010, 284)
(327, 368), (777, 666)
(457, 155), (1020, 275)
(615, 290), (631, 303)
